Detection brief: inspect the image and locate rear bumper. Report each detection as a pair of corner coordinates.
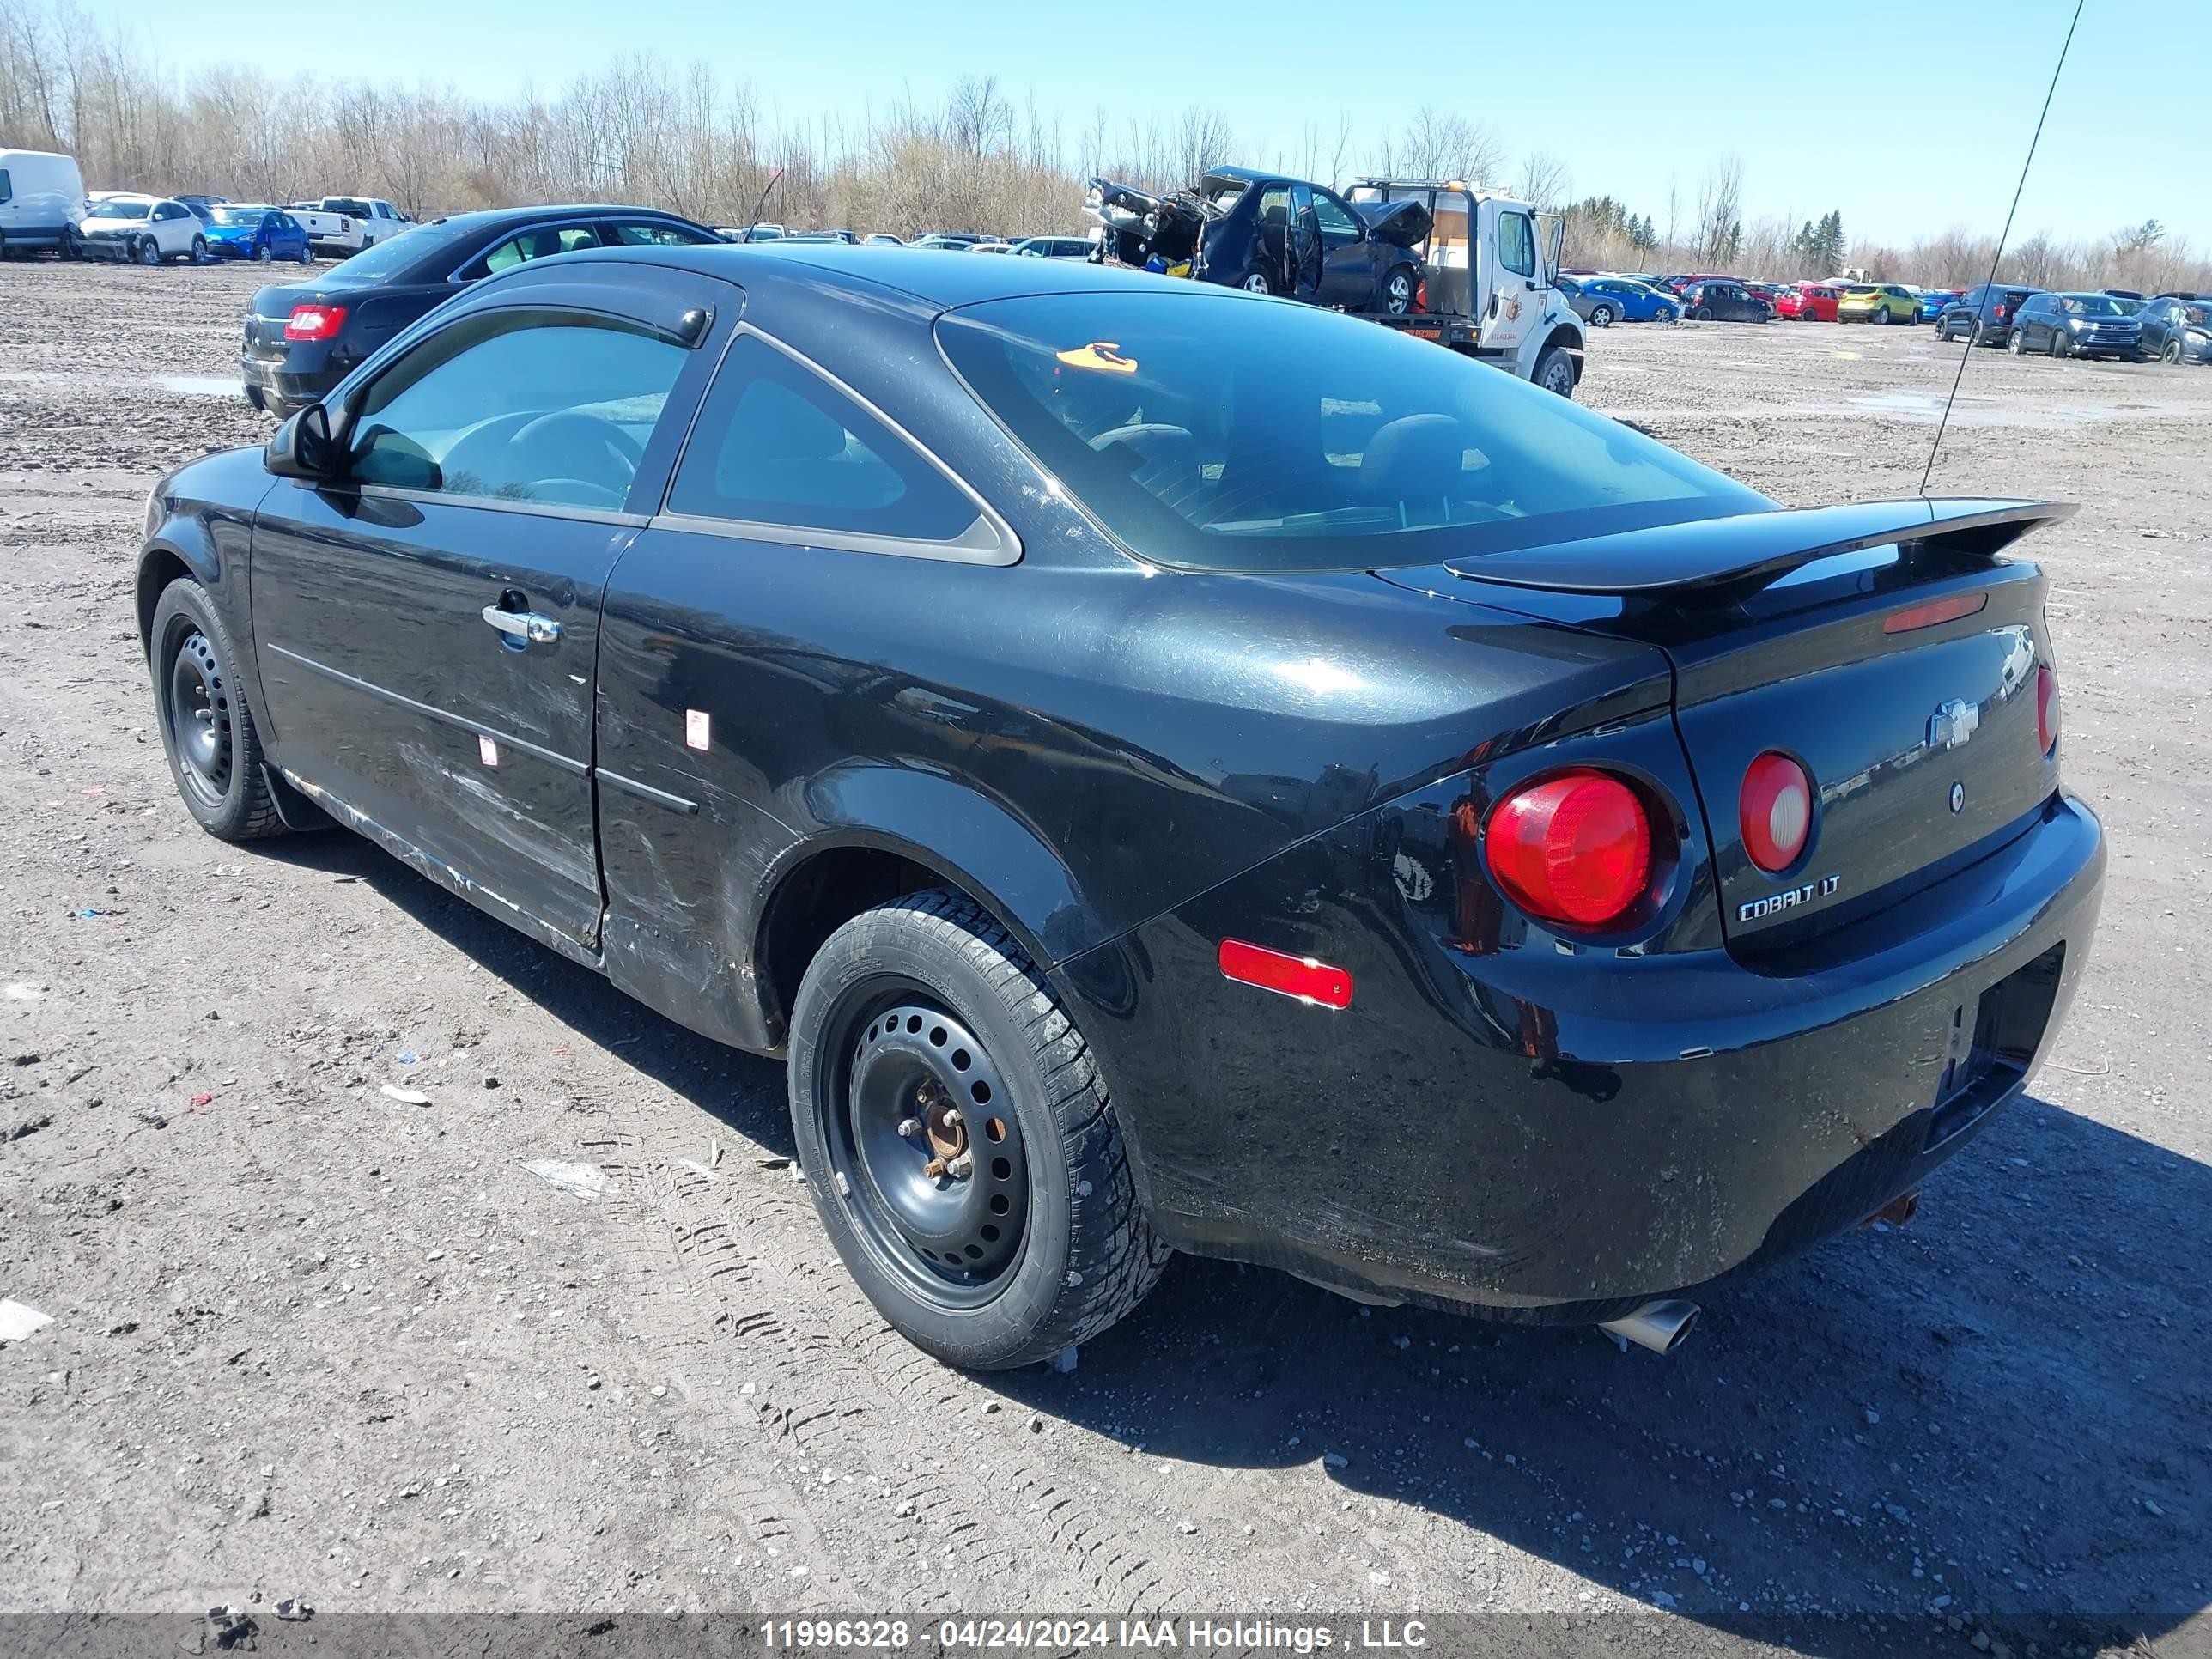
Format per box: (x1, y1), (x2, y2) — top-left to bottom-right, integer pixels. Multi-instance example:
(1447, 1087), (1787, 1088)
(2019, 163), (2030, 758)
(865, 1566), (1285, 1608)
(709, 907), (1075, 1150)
(239, 345), (349, 414)
(1063, 783), (2104, 1318)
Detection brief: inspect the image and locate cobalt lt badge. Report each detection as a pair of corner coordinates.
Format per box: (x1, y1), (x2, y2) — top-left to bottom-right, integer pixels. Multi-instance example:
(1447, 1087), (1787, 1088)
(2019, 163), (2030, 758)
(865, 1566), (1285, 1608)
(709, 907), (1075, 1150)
(1949, 781), (1966, 814)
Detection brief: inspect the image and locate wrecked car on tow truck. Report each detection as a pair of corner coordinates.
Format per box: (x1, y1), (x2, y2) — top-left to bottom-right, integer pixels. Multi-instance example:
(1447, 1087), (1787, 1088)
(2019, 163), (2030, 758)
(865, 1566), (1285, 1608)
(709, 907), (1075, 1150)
(1085, 167), (1432, 315)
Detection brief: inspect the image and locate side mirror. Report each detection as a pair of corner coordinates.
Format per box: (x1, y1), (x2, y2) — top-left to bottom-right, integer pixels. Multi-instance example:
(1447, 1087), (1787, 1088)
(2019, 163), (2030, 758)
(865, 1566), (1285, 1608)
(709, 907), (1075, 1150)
(264, 404), (337, 482)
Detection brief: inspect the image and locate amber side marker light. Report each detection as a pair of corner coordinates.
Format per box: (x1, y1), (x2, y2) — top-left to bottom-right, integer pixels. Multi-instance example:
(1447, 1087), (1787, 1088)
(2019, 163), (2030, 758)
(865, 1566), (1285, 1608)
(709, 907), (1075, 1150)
(1883, 592), (1987, 634)
(1218, 939), (1354, 1010)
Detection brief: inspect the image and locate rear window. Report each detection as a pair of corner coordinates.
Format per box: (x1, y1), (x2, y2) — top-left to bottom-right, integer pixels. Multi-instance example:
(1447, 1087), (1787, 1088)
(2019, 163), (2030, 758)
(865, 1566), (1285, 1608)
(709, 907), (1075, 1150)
(937, 291), (1762, 574)
(307, 223), (459, 287)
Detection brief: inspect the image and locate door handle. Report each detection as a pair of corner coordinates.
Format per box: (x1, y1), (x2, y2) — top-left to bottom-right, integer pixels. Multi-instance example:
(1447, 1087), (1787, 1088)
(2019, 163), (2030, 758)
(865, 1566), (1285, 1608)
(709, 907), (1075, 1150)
(481, 605), (562, 645)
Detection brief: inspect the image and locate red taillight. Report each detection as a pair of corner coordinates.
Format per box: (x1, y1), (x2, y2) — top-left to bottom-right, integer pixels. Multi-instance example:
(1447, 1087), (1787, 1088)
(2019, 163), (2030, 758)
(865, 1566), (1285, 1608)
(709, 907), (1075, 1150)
(1484, 770), (1653, 928)
(283, 303), (348, 342)
(1994, 304), (2008, 322)
(1883, 592), (1988, 634)
(1218, 939), (1353, 1009)
(1740, 752), (1813, 874)
(2037, 664), (2058, 755)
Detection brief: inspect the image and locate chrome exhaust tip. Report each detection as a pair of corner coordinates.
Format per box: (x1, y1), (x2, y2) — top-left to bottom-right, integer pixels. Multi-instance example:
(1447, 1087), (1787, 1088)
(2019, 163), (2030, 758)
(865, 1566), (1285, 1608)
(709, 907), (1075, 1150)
(1596, 1298), (1701, 1355)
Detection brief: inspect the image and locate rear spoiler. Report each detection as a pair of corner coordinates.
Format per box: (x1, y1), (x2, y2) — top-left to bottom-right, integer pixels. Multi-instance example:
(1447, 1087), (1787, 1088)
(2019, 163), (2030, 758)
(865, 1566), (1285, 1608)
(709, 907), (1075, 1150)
(1448, 498), (2076, 604)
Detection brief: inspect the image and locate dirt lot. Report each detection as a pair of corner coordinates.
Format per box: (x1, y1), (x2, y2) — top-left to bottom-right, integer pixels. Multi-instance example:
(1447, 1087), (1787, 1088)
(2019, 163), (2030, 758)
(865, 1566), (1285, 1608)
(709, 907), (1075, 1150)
(3, 259), (2209, 1656)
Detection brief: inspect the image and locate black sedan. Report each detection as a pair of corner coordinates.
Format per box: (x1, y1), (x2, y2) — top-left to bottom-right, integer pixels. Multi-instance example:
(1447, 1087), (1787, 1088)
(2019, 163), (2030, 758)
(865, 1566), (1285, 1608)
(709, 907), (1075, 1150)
(1680, 279), (1773, 322)
(238, 204), (721, 417)
(141, 245), (2104, 1368)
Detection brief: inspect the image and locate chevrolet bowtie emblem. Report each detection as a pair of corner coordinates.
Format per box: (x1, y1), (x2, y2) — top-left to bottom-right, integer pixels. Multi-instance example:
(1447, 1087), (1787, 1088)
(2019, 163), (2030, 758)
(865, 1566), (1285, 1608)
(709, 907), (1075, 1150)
(1929, 698), (1980, 750)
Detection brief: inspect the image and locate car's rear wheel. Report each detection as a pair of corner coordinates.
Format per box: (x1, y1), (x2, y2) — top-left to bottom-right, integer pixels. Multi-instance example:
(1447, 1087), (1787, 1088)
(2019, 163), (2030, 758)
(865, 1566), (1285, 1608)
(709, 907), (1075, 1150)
(189, 234), (206, 264)
(254, 242), (273, 262)
(1237, 267), (1279, 296)
(1869, 305), (1887, 325)
(788, 890), (1168, 1370)
(149, 579), (287, 842)
(1692, 305), (1712, 320)
(296, 243), (313, 264)
(1588, 302), (1616, 328)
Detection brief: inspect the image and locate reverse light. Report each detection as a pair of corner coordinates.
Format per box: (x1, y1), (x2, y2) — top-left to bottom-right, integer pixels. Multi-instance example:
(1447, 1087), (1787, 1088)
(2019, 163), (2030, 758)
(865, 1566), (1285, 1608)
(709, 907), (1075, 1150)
(1484, 769), (1654, 928)
(1218, 939), (1353, 1010)
(1740, 752), (1814, 874)
(283, 303), (348, 342)
(2037, 663), (2059, 756)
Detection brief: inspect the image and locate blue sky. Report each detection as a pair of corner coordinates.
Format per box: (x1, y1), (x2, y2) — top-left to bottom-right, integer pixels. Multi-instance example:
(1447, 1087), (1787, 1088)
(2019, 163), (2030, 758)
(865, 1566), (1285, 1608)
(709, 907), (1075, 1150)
(110, 0), (2200, 247)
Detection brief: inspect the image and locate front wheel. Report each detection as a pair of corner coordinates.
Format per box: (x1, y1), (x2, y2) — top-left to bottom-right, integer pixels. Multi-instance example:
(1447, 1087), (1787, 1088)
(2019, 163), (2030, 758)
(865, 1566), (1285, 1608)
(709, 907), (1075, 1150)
(1533, 344), (1577, 398)
(2008, 328), (2027, 355)
(2163, 338), (2184, 365)
(136, 236), (161, 267)
(788, 890), (1169, 1370)
(1588, 302), (1616, 328)
(253, 242), (273, 263)
(1378, 265), (1417, 316)
(1692, 305), (1712, 320)
(2050, 329), (2069, 358)
(149, 579), (288, 842)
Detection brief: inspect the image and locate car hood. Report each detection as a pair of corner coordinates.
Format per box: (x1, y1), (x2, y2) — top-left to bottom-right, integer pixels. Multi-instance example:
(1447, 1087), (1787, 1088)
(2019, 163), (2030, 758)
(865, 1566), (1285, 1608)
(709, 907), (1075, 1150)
(206, 223), (258, 237)
(1351, 197), (1432, 248)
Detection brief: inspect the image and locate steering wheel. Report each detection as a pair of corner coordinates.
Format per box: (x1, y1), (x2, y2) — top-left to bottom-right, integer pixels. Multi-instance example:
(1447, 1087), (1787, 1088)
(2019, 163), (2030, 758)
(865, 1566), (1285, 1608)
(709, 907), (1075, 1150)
(506, 410), (647, 495)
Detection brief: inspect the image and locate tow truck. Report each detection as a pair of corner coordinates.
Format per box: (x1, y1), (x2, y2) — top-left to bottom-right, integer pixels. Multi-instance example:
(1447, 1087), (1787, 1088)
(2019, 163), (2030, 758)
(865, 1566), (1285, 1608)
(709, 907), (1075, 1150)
(1345, 178), (1585, 397)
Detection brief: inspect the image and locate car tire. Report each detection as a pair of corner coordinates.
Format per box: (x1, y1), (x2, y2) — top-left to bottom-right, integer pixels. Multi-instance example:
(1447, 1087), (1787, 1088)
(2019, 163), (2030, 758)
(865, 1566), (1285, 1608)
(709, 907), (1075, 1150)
(296, 243), (313, 264)
(189, 234), (207, 264)
(2163, 338), (2183, 365)
(787, 889), (1169, 1370)
(135, 236), (161, 267)
(149, 578), (288, 842)
(2049, 330), (2069, 359)
(254, 243), (273, 263)
(1378, 265), (1417, 316)
(58, 227), (81, 260)
(1588, 302), (1615, 328)
(1692, 305), (1711, 321)
(1869, 306), (1887, 326)
(1533, 344), (1577, 398)
(1237, 267), (1279, 296)
(2008, 328), (2027, 355)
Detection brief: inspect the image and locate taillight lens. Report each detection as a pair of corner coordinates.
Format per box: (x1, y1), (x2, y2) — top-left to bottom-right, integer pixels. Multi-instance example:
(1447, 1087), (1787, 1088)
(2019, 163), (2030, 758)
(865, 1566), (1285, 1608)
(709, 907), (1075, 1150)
(283, 303), (348, 342)
(1485, 770), (1653, 928)
(1740, 752), (1813, 873)
(2037, 664), (2058, 755)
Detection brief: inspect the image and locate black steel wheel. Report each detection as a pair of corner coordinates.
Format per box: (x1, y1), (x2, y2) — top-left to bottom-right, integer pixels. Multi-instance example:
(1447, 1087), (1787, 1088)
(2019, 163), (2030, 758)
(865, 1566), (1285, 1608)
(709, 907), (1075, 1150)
(149, 578), (287, 841)
(789, 890), (1168, 1369)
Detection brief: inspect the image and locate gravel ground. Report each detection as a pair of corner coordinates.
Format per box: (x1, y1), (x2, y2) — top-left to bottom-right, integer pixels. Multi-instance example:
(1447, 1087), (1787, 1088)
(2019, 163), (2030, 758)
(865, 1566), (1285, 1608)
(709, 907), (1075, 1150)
(2, 259), (2209, 1657)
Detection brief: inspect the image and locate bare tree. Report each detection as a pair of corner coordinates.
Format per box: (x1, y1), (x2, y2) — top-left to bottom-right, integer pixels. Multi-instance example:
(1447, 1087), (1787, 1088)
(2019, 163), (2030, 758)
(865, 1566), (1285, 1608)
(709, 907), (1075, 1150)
(1392, 106), (1504, 185)
(1516, 150), (1569, 210)
(1690, 156), (1744, 264)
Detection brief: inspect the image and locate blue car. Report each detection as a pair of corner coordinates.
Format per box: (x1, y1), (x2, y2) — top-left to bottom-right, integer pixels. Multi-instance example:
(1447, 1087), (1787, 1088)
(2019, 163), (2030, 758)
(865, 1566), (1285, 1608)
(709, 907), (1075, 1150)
(203, 205), (313, 264)
(1565, 274), (1680, 325)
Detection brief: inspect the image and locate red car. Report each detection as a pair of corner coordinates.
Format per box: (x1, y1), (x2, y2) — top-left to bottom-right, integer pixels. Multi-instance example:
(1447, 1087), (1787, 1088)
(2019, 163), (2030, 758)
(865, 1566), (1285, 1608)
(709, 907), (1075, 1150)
(1778, 283), (1840, 321)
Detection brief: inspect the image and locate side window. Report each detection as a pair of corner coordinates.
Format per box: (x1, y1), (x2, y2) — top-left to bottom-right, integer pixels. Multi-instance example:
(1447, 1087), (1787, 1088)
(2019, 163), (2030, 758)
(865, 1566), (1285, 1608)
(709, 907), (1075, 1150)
(665, 333), (983, 543)
(0, 169), (12, 204)
(1311, 191), (1359, 242)
(606, 221), (712, 246)
(479, 225), (601, 275)
(349, 311), (690, 511)
(1498, 211), (1535, 279)
(1255, 187), (1291, 234)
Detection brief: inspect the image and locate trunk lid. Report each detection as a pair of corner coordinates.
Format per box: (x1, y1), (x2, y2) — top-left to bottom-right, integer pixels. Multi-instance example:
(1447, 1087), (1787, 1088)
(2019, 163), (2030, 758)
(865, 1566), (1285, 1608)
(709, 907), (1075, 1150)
(1377, 498), (2071, 949)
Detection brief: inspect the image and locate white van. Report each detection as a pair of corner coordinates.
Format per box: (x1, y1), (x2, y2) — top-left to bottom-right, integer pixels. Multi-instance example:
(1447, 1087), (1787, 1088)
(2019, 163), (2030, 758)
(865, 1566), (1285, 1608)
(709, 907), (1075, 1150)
(0, 149), (88, 258)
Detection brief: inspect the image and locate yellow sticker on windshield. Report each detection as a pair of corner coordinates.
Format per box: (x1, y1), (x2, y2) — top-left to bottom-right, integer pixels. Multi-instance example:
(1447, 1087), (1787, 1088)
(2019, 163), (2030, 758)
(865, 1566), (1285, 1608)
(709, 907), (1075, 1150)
(1055, 341), (1139, 374)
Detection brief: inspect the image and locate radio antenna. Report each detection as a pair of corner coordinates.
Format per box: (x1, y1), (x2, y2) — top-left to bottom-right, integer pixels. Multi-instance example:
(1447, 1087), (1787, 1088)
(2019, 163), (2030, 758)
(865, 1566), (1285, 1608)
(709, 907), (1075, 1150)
(1921, 0), (2087, 495)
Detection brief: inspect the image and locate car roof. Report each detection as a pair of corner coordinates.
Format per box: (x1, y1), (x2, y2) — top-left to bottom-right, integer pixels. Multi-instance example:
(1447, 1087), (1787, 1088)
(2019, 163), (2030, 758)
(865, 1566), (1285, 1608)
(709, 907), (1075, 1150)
(416, 204), (702, 236)
(556, 240), (1194, 311)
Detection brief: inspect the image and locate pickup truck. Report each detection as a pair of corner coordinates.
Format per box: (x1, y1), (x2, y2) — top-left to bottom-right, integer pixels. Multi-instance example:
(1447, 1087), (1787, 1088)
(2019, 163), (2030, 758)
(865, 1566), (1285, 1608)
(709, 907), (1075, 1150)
(284, 196), (411, 257)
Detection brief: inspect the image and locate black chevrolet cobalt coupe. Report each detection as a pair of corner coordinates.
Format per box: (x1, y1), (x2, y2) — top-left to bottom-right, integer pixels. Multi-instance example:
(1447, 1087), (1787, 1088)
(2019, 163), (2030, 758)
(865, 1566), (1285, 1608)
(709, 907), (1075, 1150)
(137, 244), (2104, 1367)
